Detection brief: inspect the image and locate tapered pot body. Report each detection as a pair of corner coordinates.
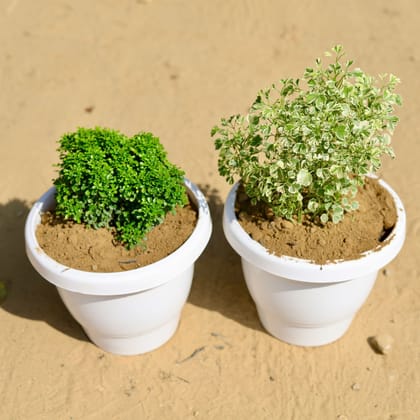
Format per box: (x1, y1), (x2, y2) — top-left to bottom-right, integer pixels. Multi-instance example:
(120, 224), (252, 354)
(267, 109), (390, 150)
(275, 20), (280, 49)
(223, 178), (405, 346)
(25, 179), (212, 355)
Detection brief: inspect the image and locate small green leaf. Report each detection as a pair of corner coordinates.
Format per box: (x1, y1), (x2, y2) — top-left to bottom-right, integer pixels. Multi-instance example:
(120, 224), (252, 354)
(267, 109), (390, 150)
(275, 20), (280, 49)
(333, 125), (346, 140)
(351, 201), (359, 210)
(250, 135), (262, 146)
(320, 213), (329, 224)
(210, 126), (219, 137)
(307, 199), (319, 212)
(296, 169), (312, 187)
(306, 93), (318, 103)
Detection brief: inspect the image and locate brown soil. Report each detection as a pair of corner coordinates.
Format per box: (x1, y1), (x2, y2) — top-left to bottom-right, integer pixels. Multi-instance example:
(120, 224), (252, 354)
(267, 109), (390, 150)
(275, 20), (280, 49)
(236, 177), (397, 264)
(36, 204), (197, 272)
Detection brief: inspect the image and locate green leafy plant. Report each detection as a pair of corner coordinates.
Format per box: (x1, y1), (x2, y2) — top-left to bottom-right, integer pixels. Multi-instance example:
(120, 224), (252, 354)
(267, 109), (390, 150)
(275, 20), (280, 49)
(54, 127), (188, 248)
(212, 45), (402, 224)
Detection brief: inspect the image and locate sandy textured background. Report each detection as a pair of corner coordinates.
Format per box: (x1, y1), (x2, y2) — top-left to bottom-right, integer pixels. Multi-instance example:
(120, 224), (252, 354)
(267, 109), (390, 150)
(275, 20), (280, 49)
(1, 1), (419, 419)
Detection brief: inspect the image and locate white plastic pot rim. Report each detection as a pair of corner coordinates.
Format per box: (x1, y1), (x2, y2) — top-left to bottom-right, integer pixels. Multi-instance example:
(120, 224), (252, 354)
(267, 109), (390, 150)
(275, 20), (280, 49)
(223, 177), (406, 283)
(25, 178), (212, 295)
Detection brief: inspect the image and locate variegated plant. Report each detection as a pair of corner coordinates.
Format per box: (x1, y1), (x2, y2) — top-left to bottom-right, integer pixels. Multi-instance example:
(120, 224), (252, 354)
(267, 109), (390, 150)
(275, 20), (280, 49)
(212, 45), (401, 223)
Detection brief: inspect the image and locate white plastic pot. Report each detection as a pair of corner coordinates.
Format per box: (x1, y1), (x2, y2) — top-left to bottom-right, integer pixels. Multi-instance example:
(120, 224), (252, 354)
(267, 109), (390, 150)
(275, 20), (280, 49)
(25, 179), (212, 355)
(223, 178), (406, 346)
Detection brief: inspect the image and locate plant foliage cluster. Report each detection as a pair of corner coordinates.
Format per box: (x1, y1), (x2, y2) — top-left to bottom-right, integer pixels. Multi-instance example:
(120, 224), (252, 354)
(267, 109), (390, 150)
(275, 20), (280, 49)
(212, 45), (402, 223)
(54, 127), (188, 248)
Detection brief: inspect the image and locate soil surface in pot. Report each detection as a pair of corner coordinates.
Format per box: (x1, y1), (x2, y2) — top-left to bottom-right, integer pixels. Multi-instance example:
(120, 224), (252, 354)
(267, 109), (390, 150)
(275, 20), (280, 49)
(236, 177), (397, 264)
(36, 203), (197, 272)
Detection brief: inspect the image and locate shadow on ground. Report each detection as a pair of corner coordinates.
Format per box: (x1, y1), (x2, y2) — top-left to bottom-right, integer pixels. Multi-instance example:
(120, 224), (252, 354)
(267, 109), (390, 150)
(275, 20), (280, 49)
(188, 184), (263, 332)
(0, 198), (87, 342)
